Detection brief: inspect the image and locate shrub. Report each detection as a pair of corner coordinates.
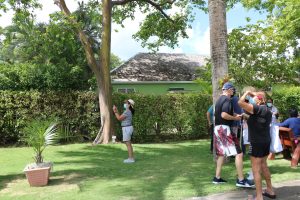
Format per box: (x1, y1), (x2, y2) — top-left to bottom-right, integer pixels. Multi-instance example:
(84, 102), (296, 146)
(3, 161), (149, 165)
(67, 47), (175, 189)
(0, 91), (211, 145)
(271, 85), (300, 121)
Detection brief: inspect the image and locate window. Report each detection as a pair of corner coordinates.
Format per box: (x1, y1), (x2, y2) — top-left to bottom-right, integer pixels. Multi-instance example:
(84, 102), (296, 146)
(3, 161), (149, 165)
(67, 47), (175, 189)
(168, 87), (184, 91)
(117, 88), (135, 93)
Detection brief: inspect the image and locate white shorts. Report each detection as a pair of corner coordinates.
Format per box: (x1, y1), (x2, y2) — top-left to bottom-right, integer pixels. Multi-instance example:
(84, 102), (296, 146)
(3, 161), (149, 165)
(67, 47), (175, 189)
(122, 126), (133, 142)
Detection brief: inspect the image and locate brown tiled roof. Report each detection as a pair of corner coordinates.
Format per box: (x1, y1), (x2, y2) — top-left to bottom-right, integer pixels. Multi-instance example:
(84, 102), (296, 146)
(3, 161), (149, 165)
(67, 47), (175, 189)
(111, 53), (208, 81)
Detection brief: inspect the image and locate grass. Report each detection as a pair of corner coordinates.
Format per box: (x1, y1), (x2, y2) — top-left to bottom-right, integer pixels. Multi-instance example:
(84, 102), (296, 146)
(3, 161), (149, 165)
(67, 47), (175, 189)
(0, 140), (298, 200)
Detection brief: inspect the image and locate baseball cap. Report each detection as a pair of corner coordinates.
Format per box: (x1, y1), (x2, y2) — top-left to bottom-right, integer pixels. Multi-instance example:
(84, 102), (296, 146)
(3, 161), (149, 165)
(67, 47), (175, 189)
(222, 82), (235, 90)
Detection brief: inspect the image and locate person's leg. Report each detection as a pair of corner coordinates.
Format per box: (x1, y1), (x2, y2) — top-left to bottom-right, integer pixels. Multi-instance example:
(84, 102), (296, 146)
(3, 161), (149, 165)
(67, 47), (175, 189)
(251, 156), (263, 200)
(267, 152), (275, 160)
(210, 125), (214, 153)
(215, 155), (224, 178)
(123, 127), (134, 161)
(291, 143), (300, 168)
(235, 152), (244, 180)
(125, 141), (134, 159)
(261, 156), (275, 195)
(231, 127), (245, 181)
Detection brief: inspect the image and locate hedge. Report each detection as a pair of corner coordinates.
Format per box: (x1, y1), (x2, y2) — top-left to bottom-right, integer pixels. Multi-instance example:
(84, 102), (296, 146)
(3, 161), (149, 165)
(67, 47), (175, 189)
(271, 85), (300, 121)
(0, 91), (212, 145)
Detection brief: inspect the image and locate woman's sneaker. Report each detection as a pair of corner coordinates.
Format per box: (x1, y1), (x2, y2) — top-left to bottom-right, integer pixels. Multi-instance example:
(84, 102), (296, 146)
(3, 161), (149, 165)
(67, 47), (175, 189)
(212, 177), (227, 184)
(123, 158), (135, 163)
(236, 178), (255, 188)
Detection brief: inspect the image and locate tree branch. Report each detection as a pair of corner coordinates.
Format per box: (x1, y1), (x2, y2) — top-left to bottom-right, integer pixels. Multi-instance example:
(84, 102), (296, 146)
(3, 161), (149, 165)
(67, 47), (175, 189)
(111, 0), (135, 6)
(111, 0), (175, 22)
(53, 0), (100, 74)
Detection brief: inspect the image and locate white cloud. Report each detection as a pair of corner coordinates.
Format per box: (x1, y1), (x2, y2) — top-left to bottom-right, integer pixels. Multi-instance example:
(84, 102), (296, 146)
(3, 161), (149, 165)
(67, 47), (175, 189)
(111, 11), (149, 60)
(0, 10), (13, 27)
(194, 27), (210, 55)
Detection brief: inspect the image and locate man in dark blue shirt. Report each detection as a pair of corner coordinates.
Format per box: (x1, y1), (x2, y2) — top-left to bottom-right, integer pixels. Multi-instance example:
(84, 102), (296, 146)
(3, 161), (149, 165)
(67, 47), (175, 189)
(277, 108), (300, 138)
(212, 82), (252, 188)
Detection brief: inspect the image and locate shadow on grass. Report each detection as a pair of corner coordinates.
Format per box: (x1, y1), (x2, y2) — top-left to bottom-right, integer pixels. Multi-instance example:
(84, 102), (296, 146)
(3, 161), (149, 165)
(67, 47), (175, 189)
(0, 174), (23, 191)
(1, 141), (298, 199)
(48, 141), (238, 199)
(48, 141), (254, 199)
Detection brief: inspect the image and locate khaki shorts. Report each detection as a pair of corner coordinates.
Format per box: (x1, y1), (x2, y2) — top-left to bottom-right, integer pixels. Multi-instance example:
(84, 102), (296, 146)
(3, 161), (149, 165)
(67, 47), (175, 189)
(122, 126), (133, 142)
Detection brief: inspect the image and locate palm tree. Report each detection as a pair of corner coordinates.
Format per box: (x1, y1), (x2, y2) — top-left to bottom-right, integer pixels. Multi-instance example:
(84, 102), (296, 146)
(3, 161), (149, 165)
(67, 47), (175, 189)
(208, 0), (228, 103)
(23, 120), (58, 164)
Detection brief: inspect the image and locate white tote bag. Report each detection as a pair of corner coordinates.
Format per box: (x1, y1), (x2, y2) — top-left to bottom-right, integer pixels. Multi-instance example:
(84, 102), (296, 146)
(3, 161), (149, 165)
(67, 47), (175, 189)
(269, 125), (283, 153)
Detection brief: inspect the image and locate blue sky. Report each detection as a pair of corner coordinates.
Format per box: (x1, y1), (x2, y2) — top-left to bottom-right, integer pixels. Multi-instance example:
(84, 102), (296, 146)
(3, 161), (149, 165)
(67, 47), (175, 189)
(111, 3), (266, 60)
(0, 1), (266, 61)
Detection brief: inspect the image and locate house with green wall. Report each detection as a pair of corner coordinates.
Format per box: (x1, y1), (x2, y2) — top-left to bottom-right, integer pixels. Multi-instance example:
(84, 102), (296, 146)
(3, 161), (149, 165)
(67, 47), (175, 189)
(111, 53), (208, 95)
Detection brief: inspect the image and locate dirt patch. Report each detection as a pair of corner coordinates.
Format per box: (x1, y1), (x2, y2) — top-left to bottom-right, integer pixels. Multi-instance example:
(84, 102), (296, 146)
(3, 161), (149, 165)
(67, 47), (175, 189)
(0, 173), (82, 197)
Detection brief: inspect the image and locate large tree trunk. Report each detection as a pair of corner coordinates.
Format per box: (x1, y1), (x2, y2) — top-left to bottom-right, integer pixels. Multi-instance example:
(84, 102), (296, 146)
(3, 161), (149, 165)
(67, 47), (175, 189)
(208, 0), (228, 104)
(55, 0), (113, 144)
(97, 0), (113, 144)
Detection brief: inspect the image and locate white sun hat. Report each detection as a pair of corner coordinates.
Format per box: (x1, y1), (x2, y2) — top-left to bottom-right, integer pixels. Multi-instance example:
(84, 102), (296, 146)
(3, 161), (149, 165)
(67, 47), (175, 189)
(128, 99), (135, 107)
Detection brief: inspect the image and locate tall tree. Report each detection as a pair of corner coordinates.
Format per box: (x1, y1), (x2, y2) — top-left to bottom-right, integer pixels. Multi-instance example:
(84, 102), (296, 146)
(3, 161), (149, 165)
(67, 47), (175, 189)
(208, 0), (228, 103)
(54, 0), (206, 144)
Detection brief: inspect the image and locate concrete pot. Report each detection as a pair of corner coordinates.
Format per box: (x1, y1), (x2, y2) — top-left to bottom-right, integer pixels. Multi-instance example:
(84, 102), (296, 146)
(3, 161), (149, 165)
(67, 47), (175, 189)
(24, 162), (52, 186)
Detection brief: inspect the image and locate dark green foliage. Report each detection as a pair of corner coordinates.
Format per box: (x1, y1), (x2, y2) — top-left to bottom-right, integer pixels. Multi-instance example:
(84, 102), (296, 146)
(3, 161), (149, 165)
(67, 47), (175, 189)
(271, 85), (300, 121)
(0, 63), (91, 91)
(0, 91), (211, 145)
(113, 93), (211, 143)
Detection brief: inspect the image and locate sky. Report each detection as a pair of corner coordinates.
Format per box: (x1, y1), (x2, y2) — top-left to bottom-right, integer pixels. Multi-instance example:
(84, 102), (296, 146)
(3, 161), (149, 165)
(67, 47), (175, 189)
(0, 0), (266, 61)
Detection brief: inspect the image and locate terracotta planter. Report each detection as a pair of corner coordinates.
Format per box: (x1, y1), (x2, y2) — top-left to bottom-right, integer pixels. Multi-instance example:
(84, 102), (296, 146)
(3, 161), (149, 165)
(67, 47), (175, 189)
(24, 163), (52, 186)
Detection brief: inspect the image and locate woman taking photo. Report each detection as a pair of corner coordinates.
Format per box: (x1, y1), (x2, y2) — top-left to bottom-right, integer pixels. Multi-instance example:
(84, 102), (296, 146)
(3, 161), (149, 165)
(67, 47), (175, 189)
(113, 99), (135, 163)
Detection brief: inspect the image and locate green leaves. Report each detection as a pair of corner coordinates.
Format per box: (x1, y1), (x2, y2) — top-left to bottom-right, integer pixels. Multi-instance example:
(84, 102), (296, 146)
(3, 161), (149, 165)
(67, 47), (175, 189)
(227, 22), (298, 88)
(23, 119), (58, 164)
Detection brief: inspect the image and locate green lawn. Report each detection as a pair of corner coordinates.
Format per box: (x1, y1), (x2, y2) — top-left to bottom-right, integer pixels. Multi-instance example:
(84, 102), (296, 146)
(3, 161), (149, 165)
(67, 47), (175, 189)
(0, 140), (298, 200)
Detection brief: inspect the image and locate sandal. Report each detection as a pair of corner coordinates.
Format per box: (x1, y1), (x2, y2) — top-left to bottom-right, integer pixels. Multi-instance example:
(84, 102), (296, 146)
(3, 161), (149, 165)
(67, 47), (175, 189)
(262, 190), (276, 199)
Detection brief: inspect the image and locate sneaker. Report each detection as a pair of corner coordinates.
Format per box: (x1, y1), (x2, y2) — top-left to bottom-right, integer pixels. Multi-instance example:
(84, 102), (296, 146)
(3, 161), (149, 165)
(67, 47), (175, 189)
(236, 178), (255, 188)
(123, 158), (135, 163)
(212, 177), (227, 184)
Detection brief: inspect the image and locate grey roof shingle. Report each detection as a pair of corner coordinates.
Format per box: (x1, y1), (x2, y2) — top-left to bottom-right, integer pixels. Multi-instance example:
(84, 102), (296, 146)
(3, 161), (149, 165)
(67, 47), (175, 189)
(111, 53), (208, 81)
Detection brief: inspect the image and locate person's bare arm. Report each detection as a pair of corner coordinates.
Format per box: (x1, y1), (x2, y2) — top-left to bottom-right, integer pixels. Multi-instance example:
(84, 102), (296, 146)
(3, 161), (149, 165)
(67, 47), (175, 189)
(206, 111), (211, 125)
(113, 105), (126, 121)
(221, 112), (241, 121)
(238, 91), (254, 114)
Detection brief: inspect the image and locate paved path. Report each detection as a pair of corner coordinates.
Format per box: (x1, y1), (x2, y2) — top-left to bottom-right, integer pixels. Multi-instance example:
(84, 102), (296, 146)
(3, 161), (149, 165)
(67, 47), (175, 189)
(187, 180), (300, 200)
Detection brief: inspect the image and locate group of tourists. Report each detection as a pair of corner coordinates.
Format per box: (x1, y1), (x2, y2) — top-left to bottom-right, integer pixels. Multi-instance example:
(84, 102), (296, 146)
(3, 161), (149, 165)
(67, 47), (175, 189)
(207, 82), (300, 200)
(209, 82), (276, 200)
(112, 81), (299, 200)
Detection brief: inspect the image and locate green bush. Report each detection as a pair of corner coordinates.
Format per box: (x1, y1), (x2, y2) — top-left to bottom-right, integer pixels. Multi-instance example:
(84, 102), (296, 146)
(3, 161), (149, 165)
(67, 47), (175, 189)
(0, 91), (211, 145)
(0, 63), (92, 91)
(271, 85), (300, 121)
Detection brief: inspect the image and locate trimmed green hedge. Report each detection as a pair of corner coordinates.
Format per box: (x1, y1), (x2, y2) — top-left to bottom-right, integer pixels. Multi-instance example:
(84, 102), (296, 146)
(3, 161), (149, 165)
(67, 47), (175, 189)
(0, 91), (211, 145)
(271, 85), (300, 121)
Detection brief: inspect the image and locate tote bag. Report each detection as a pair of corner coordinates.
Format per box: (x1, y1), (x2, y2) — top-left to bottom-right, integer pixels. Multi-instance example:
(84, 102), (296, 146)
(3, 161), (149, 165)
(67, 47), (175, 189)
(269, 125), (283, 153)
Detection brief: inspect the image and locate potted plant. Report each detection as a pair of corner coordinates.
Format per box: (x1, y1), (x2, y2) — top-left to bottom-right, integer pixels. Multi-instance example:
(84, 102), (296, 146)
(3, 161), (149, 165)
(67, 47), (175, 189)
(23, 119), (58, 186)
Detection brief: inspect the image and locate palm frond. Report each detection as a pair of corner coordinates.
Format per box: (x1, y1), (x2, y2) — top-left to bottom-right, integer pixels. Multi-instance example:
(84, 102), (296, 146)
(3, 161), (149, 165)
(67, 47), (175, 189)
(23, 119), (59, 164)
(44, 123), (59, 146)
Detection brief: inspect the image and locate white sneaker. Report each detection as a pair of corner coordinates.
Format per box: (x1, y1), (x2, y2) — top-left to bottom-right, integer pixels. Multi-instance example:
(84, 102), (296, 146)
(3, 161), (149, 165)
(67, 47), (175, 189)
(123, 158), (135, 163)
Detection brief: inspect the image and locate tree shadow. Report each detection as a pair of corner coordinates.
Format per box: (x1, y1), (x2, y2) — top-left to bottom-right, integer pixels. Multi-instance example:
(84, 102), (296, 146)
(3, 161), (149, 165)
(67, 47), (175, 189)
(47, 141), (245, 199)
(0, 174), (23, 191)
(2, 141), (295, 199)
